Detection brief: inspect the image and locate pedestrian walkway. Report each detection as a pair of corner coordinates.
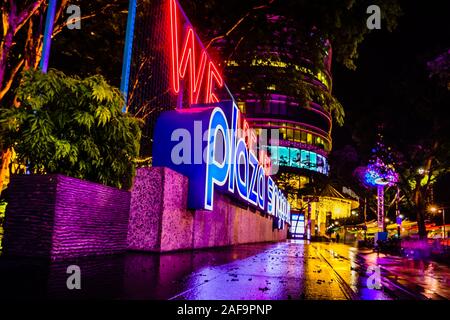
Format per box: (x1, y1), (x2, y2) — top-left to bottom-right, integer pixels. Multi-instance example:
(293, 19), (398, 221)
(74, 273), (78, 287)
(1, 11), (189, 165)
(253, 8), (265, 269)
(0, 240), (447, 300)
(169, 241), (353, 300)
(358, 250), (450, 299)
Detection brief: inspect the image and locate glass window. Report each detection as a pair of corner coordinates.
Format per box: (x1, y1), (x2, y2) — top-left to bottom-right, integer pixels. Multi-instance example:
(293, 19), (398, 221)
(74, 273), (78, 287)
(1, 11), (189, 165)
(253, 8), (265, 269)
(287, 128), (293, 140)
(279, 128), (286, 140)
(278, 147), (289, 166)
(301, 150), (309, 168)
(290, 148), (301, 168)
(268, 146), (278, 166)
(301, 132), (307, 143)
(307, 133), (313, 144)
(316, 137), (322, 146)
(317, 155), (324, 173)
(309, 152), (317, 171)
(324, 158), (329, 175)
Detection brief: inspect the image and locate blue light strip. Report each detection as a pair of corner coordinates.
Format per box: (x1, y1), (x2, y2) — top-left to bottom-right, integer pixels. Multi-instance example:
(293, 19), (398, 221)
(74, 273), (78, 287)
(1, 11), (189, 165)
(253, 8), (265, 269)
(39, 0), (58, 73)
(120, 0), (137, 113)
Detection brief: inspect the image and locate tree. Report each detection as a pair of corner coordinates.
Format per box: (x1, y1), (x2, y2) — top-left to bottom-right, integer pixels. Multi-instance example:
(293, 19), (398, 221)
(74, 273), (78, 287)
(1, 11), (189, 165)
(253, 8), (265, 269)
(0, 0), (45, 102)
(0, 69), (142, 189)
(347, 51), (450, 239)
(0, 0), (130, 190)
(180, 0), (402, 127)
(393, 52), (450, 238)
(0, 0), (128, 103)
(183, 0), (402, 70)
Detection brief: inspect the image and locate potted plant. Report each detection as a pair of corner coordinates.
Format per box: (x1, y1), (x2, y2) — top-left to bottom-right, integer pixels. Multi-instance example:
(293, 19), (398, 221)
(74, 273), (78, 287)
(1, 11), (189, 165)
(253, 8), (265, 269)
(0, 69), (141, 259)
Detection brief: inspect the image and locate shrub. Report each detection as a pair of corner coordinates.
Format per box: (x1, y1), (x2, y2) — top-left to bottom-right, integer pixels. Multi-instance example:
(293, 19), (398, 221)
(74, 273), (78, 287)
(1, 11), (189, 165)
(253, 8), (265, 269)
(0, 69), (142, 190)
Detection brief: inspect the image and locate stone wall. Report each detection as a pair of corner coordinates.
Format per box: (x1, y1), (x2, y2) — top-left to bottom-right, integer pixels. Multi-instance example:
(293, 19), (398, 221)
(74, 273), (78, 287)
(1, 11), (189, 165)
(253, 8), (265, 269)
(3, 169), (287, 258)
(3, 174), (130, 259)
(127, 167), (288, 252)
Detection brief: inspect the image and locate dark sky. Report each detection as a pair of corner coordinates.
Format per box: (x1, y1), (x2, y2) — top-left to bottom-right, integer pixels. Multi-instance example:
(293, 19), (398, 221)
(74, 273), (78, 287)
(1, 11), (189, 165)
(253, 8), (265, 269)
(333, 0), (449, 150)
(331, 0), (450, 204)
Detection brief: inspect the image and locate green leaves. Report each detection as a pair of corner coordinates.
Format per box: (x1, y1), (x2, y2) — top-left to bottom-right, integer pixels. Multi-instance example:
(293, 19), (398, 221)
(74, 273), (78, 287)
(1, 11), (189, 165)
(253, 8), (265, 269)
(94, 106), (112, 126)
(0, 69), (141, 190)
(74, 111), (95, 130)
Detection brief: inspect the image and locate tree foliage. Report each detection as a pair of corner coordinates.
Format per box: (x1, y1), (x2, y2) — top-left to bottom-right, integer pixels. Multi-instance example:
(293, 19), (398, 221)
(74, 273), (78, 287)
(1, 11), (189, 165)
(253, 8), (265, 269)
(0, 69), (142, 189)
(183, 0), (402, 70)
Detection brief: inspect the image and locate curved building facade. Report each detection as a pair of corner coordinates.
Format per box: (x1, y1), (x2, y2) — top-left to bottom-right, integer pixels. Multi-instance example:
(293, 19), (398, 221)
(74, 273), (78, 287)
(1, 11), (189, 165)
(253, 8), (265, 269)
(220, 14), (352, 238)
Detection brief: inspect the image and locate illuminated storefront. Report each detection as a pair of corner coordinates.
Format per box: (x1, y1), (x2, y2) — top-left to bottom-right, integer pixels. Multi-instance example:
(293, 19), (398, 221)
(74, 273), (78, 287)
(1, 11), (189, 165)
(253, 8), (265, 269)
(309, 186), (360, 236)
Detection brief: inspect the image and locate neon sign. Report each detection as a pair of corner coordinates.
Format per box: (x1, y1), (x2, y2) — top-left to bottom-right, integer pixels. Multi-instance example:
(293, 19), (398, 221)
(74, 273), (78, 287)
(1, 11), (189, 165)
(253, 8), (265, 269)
(169, 0), (224, 105)
(153, 101), (290, 228)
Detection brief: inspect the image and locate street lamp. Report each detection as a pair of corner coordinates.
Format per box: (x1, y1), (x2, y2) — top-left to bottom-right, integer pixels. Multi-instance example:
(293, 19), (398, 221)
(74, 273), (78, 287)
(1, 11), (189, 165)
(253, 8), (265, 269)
(430, 205), (447, 239)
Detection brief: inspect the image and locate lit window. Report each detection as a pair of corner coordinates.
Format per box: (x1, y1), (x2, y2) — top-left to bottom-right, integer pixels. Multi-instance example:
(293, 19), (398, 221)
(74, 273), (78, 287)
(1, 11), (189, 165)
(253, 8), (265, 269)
(287, 129), (293, 140)
(301, 150), (309, 168)
(310, 152), (317, 170)
(294, 130), (301, 142)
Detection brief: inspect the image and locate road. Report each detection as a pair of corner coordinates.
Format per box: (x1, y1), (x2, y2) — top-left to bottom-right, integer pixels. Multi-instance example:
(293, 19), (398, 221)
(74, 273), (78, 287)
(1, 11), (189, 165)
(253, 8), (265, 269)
(0, 240), (448, 299)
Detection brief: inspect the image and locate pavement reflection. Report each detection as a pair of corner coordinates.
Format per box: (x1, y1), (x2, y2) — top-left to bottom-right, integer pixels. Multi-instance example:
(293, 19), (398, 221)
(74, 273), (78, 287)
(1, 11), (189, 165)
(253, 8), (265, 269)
(0, 240), (447, 300)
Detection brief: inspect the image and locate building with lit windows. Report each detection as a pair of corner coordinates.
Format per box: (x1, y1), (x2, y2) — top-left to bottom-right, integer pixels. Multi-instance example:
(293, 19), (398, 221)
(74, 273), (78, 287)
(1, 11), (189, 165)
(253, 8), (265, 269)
(221, 14), (358, 238)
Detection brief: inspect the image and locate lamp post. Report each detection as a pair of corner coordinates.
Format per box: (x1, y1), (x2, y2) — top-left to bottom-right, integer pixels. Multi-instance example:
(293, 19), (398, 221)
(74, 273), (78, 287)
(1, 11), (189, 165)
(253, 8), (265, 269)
(364, 158), (398, 242)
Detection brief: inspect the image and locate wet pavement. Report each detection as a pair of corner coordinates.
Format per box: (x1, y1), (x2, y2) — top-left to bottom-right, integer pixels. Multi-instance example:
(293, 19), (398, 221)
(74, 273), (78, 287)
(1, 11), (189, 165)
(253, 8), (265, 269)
(0, 240), (448, 300)
(358, 248), (450, 299)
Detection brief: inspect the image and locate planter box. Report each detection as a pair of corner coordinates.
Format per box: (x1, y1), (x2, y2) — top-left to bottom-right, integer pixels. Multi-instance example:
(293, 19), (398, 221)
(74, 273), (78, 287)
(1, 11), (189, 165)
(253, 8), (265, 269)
(2, 174), (130, 259)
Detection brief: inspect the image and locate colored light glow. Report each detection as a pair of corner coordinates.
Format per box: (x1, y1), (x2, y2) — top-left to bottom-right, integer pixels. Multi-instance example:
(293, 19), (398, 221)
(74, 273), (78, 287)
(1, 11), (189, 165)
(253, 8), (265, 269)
(266, 146), (329, 175)
(169, 0), (224, 106)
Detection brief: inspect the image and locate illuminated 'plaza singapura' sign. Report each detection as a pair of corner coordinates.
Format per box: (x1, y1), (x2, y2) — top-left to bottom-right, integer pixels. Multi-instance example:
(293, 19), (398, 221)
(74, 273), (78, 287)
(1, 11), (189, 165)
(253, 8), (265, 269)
(153, 0), (290, 227)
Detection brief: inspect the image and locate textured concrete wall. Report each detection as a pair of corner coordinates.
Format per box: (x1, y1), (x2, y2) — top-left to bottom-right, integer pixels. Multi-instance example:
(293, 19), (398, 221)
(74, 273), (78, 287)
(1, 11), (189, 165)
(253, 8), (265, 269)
(128, 167), (287, 252)
(3, 174), (130, 259)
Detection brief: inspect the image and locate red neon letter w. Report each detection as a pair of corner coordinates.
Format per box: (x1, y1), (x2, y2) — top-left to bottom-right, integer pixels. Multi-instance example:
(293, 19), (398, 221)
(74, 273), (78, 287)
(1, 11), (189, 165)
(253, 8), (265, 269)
(170, 0), (223, 105)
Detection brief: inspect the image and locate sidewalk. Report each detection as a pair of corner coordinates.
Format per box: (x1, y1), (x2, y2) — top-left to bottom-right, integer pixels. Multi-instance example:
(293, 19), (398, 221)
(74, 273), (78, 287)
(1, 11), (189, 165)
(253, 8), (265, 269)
(0, 240), (447, 300)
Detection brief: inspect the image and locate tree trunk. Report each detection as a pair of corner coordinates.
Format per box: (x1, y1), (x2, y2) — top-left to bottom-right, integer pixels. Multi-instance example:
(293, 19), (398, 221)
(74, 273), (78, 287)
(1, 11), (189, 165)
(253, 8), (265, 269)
(413, 178), (427, 239)
(0, 30), (14, 90)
